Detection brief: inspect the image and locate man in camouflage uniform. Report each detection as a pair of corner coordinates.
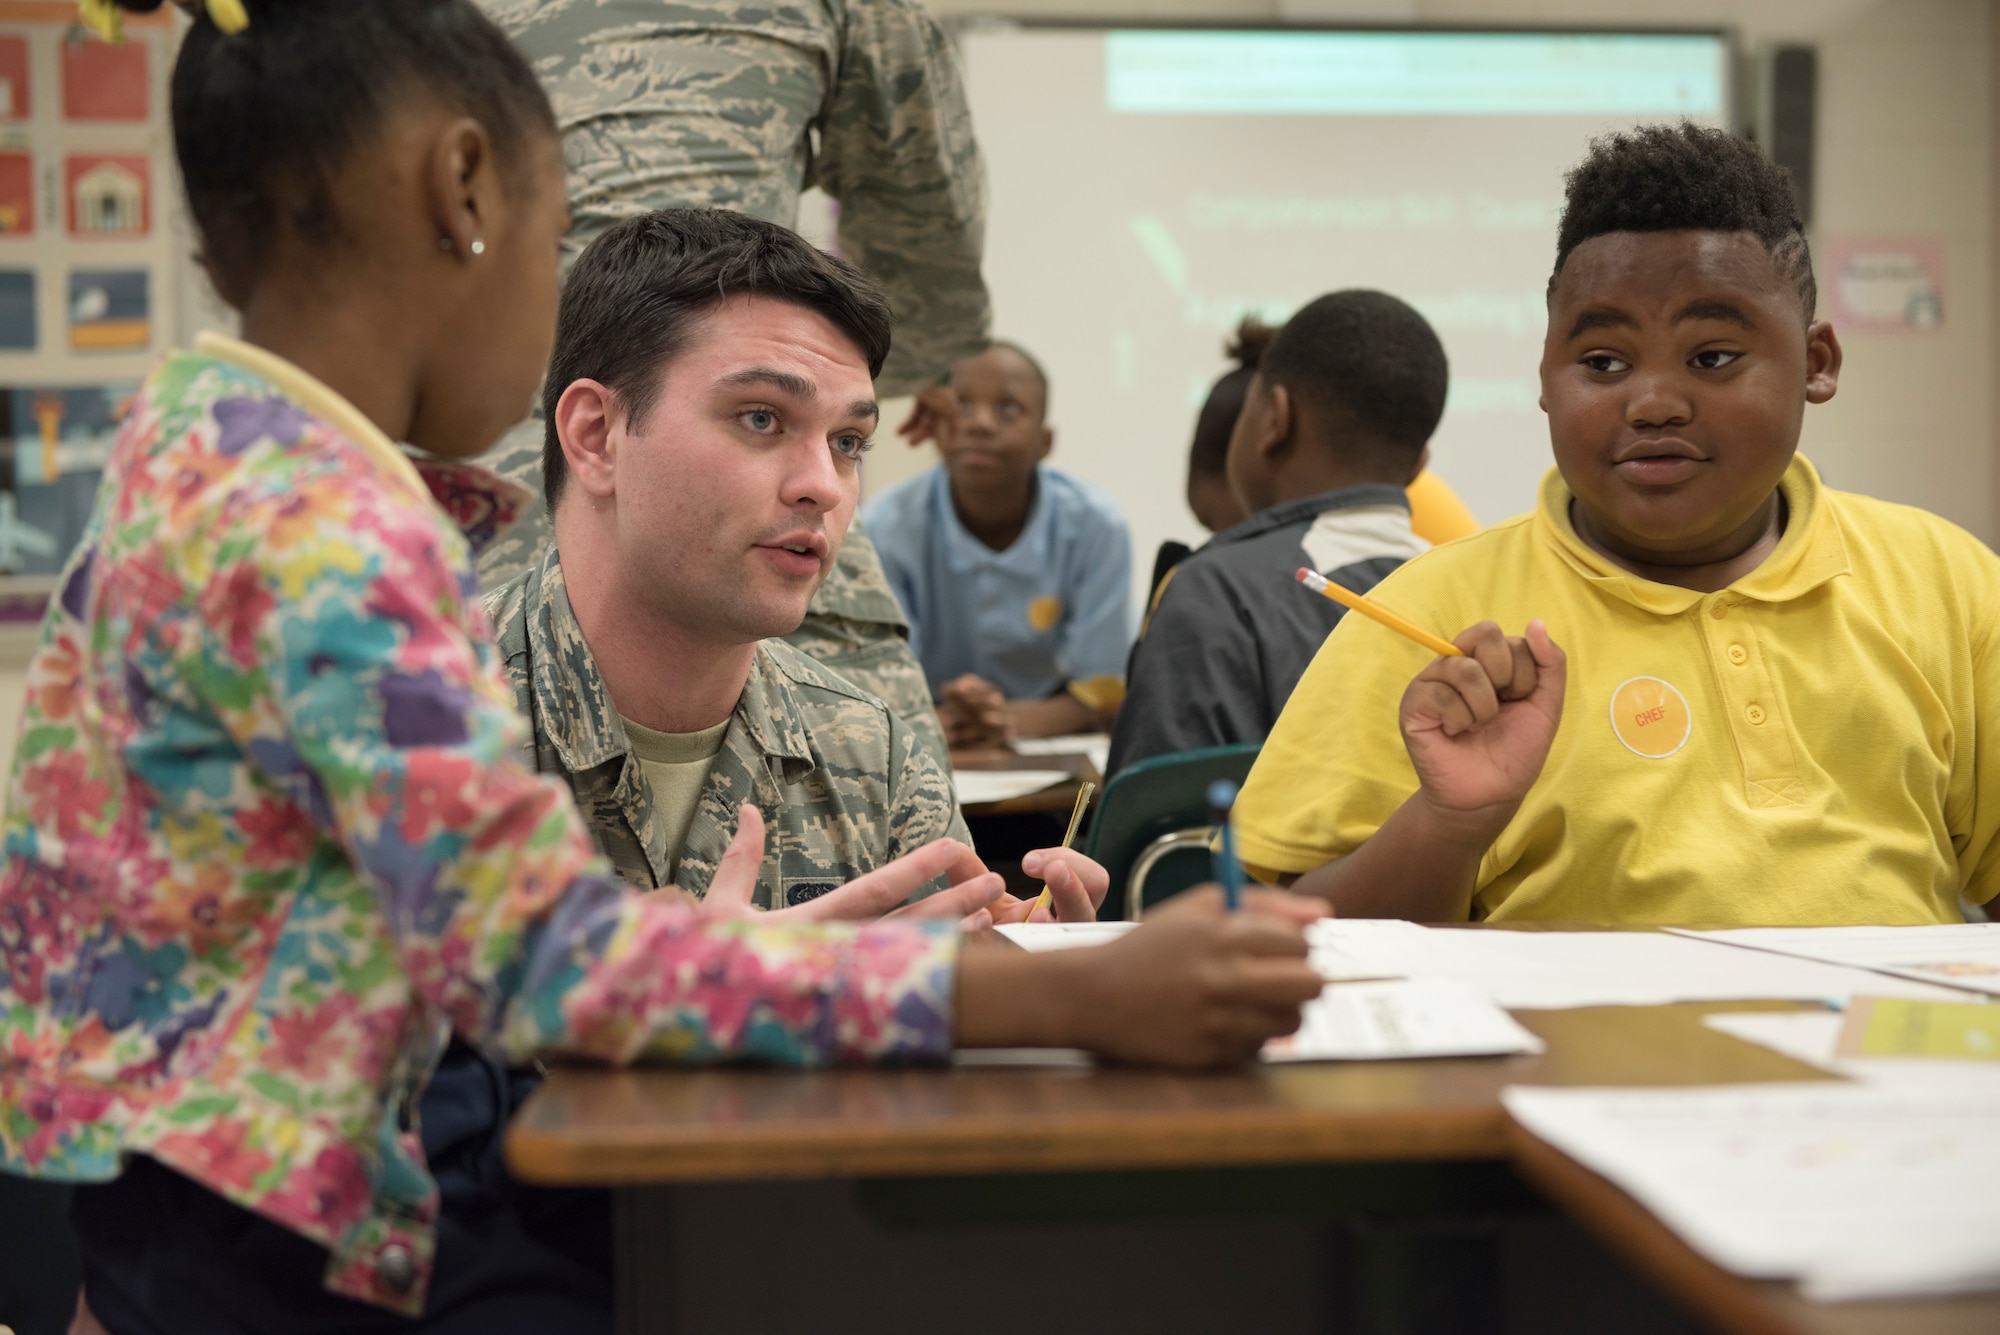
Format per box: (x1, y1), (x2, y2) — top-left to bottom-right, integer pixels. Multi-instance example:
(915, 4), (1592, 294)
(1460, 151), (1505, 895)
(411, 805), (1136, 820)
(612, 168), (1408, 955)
(490, 546), (968, 907)
(474, 0), (990, 768)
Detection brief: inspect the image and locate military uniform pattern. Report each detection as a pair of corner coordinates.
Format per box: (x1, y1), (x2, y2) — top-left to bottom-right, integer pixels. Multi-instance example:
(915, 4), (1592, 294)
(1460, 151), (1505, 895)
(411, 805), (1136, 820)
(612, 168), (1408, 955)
(489, 547), (971, 909)
(476, 0), (989, 397)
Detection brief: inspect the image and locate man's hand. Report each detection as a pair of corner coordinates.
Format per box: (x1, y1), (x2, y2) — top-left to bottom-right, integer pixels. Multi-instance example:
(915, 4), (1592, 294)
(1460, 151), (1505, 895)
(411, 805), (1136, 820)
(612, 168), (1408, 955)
(897, 385), (961, 450)
(1400, 619), (1566, 828)
(955, 887), (1324, 1066)
(938, 673), (1010, 749)
(986, 847), (1110, 923)
(701, 805), (1006, 924)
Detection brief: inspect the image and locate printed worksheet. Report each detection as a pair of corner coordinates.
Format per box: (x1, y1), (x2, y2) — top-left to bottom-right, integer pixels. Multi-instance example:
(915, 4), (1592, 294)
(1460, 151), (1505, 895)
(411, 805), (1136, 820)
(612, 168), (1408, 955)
(1672, 924), (2000, 998)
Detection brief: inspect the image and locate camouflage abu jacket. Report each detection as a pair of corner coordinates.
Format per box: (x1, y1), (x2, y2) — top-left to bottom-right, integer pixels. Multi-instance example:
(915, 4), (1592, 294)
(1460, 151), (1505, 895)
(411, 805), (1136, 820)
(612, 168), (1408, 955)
(486, 547), (971, 908)
(0, 336), (958, 1316)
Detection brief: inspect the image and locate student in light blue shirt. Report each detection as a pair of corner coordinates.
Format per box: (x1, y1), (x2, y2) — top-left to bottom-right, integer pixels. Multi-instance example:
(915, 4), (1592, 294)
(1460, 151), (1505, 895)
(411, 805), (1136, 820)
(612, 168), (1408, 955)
(866, 342), (1133, 746)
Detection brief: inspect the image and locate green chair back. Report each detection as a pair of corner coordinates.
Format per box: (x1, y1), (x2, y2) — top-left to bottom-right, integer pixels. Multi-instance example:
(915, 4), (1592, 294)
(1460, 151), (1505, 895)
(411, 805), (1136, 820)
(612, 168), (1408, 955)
(1084, 742), (1261, 920)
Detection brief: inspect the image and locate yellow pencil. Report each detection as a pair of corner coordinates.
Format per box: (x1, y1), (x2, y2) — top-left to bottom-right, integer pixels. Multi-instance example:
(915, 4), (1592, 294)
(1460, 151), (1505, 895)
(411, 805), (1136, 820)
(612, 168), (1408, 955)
(1295, 567), (1464, 658)
(1025, 781), (1095, 920)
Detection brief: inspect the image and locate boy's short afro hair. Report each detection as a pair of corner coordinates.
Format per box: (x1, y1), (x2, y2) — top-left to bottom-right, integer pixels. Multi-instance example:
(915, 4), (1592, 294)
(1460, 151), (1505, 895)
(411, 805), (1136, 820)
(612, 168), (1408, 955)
(1552, 121), (1816, 320)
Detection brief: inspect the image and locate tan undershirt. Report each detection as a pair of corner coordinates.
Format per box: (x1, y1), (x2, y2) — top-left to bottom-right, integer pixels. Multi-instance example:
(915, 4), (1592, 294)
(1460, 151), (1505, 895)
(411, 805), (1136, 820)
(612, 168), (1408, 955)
(620, 715), (731, 878)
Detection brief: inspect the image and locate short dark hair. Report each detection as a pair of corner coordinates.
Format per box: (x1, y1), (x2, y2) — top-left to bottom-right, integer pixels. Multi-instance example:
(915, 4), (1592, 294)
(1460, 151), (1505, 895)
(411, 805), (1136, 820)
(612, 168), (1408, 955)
(542, 209), (894, 511)
(1257, 291), (1448, 469)
(125, 0), (555, 303)
(1553, 121), (1815, 319)
(967, 340), (1051, 420)
(1189, 317), (1278, 479)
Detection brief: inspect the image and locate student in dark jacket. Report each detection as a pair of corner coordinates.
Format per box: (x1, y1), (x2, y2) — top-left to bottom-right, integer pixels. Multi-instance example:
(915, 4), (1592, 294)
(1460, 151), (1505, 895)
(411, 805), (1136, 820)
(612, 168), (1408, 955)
(1108, 291), (1451, 776)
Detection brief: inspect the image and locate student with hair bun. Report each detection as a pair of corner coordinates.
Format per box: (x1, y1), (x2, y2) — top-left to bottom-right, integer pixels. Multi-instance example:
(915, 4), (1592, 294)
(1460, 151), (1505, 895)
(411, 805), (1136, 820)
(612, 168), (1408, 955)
(0, 3), (1325, 1330)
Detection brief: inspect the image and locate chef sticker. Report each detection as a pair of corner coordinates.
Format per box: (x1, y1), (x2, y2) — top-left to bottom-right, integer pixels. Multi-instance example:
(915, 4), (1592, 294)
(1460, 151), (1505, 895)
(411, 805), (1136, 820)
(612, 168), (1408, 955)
(1610, 676), (1691, 759)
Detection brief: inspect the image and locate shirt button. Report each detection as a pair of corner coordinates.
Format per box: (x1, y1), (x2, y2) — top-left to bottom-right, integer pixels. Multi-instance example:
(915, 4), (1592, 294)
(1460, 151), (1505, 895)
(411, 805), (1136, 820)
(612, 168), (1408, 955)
(378, 1243), (416, 1295)
(1727, 644), (1748, 666)
(1710, 602), (1729, 619)
(1745, 704), (1767, 726)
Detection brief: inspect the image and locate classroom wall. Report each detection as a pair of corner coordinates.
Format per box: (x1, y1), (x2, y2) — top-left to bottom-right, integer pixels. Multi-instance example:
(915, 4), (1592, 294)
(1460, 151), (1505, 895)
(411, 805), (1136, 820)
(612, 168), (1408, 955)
(868, 0), (1999, 569)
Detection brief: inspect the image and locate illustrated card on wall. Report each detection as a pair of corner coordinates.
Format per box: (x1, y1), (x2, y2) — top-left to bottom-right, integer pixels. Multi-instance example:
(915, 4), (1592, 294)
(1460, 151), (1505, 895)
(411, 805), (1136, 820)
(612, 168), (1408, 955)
(66, 154), (148, 238)
(61, 36), (148, 122)
(68, 269), (148, 352)
(0, 36), (29, 121)
(0, 152), (31, 236)
(1823, 238), (1947, 333)
(0, 270), (34, 350)
(0, 383), (132, 575)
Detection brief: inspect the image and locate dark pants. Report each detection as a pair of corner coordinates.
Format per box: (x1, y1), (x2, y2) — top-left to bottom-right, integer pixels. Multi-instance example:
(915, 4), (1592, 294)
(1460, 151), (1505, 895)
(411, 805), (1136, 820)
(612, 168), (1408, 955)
(71, 1043), (612, 1335)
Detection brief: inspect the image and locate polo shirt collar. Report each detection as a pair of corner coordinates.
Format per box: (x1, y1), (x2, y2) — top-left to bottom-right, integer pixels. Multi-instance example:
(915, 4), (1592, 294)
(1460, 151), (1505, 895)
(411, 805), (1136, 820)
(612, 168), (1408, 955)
(522, 549), (816, 781)
(937, 463), (1053, 574)
(1213, 484), (1411, 546)
(1533, 453), (1850, 615)
(195, 331), (533, 558)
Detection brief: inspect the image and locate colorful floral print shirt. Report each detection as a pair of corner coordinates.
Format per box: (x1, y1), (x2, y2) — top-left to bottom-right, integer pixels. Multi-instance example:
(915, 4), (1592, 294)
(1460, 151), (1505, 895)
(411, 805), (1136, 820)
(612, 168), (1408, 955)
(0, 335), (958, 1314)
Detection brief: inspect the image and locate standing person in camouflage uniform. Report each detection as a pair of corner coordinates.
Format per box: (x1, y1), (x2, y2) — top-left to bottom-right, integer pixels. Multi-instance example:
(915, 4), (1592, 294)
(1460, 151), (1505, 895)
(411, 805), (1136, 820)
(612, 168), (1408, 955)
(473, 0), (988, 768)
(491, 208), (1107, 917)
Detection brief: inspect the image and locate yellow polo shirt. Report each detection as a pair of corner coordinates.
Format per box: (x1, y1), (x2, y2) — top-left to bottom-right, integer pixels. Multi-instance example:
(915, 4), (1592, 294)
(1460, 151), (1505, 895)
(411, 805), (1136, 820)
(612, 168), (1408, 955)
(1235, 455), (2000, 925)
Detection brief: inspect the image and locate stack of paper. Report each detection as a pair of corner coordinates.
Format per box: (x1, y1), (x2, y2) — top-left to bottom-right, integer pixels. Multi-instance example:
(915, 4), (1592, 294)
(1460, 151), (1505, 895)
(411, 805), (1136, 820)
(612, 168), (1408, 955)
(951, 769), (1071, 805)
(1672, 924), (2000, 997)
(1704, 1009), (2000, 1094)
(1009, 732), (1112, 777)
(1304, 919), (1969, 1009)
(1504, 1082), (2000, 1300)
(1267, 979), (1543, 1062)
(994, 922), (1137, 952)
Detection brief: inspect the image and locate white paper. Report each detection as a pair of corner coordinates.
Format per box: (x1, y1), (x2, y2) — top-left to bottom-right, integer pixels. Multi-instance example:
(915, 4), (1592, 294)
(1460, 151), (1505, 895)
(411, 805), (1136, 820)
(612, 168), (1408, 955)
(1008, 732), (1111, 777)
(951, 769), (1072, 806)
(1503, 1083), (2000, 1299)
(1265, 979), (1543, 1062)
(1303, 920), (1968, 1009)
(1702, 1010), (2000, 1094)
(1672, 924), (2000, 998)
(993, 921), (1138, 952)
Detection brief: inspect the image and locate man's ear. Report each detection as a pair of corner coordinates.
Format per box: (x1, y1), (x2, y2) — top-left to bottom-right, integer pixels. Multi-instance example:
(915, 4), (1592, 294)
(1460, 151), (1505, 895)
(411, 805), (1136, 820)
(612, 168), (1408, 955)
(1257, 383), (1295, 462)
(425, 116), (500, 263)
(553, 379), (620, 501)
(1804, 319), (1842, 405)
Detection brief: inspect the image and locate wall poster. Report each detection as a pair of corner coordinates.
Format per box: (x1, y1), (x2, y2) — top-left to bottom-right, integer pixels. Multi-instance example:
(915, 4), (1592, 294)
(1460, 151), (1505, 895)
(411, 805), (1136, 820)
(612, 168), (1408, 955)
(0, 3), (173, 625)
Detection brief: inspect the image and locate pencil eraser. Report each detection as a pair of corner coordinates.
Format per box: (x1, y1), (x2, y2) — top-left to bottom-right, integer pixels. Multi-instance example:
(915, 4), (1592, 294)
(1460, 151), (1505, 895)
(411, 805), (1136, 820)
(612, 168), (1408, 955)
(1295, 566), (1312, 583)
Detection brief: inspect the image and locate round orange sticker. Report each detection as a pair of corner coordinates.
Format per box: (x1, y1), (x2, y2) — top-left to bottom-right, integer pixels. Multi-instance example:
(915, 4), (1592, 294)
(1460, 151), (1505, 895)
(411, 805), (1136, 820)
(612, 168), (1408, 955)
(1609, 676), (1691, 758)
(1027, 595), (1064, 633)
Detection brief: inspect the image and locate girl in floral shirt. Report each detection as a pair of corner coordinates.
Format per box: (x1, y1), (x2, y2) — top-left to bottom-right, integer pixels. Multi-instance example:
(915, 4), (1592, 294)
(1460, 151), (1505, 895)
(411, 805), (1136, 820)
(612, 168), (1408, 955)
(1, 2), (1324, 1330)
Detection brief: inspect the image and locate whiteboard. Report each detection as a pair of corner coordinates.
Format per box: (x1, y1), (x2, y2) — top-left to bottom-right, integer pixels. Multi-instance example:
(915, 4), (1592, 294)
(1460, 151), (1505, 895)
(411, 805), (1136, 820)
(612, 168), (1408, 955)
(955, 24), (1732, 606)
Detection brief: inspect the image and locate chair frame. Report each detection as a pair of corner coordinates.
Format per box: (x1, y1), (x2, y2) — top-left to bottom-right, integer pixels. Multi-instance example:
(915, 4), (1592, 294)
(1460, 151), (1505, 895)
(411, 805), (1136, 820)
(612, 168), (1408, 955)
(1125, 825), (1216, 921)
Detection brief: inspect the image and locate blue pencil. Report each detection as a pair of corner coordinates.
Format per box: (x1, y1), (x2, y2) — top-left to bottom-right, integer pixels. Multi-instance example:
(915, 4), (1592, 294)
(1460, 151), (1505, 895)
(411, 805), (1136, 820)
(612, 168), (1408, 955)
(1208, 779), (1243, 911)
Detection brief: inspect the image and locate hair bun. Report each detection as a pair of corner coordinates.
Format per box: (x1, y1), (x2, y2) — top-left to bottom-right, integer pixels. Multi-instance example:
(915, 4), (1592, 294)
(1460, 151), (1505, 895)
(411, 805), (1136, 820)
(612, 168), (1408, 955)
(1225, 317), (1277, 371)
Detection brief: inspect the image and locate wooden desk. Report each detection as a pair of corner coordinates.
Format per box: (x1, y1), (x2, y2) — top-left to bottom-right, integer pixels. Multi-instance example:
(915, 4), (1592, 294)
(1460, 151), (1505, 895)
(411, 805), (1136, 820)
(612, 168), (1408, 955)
(508, 966), (2000, 1335)
(949, 746), (1101, 818)
(508, 1002), (1825, 1186)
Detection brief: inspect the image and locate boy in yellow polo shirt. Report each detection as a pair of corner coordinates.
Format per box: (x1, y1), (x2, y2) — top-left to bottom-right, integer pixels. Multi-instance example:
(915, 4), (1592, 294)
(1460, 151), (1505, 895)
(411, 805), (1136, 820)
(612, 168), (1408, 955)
(1234, 122), (2000, 927)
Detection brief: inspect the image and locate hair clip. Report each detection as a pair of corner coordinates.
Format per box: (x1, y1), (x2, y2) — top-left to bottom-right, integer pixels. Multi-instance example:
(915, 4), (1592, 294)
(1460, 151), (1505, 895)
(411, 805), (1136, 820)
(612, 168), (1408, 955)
(203, 0), (248, 33)
(76, 0), (124, 41)
(76, 0), (247, 40)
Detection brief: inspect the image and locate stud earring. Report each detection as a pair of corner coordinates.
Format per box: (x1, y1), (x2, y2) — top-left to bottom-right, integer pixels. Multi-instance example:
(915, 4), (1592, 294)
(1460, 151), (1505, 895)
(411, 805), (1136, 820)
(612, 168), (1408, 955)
(469, 239), (486, 257)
